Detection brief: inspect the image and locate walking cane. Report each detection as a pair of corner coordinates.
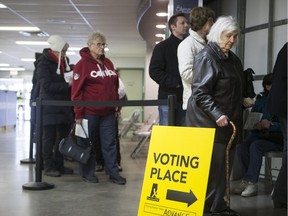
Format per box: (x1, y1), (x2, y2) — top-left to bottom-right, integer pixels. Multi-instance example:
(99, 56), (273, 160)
(224, 121), (240, 216)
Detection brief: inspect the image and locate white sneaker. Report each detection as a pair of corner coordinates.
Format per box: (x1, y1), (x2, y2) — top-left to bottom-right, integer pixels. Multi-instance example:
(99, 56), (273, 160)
(241, 182), (258, 197)
(234, 180), (248, 194)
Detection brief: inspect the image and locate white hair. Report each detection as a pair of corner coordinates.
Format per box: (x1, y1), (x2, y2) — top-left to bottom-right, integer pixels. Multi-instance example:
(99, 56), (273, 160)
(207, 16), (240, 43)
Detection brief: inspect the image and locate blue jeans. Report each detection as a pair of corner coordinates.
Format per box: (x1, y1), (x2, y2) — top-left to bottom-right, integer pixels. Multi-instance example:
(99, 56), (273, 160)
(238, 135), (283, 183)
(158, 104), (186, 126)
(77, 113), (119, 178)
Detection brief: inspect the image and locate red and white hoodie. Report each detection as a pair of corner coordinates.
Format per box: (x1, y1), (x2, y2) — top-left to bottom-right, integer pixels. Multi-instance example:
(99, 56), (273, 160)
(71, 47), (119, 119)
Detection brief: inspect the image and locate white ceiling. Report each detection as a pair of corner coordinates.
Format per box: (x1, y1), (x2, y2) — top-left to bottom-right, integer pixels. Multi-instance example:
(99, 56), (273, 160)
(0, 0), (168, 72)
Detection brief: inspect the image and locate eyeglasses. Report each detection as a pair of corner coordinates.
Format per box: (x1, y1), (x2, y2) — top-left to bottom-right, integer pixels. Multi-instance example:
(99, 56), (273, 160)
(91, 42), (108, 48)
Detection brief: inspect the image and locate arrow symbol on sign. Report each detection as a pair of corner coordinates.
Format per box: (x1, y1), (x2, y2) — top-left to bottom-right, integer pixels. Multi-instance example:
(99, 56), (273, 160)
(166, 189), (197, 207)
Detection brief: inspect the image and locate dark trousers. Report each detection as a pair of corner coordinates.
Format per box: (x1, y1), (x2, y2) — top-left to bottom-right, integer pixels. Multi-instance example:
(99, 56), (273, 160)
(272, 117), (287, 204)
(78, 113), (119, 178)
(239, 135), (283, 182)
(42, 124), (71, 169)
(95, 116), (121, 166)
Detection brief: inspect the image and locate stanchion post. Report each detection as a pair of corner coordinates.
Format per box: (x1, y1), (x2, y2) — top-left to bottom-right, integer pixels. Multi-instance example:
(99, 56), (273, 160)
(20, 105), (36, 164)
(168, 95), (176, 126)
(22, 98), (54, 190)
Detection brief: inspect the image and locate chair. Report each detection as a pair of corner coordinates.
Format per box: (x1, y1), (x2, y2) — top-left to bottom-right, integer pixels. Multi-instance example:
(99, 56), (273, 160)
(262, 151), (283, 184)
(130, 118), (158, 159)
(119, 109), (141, 138)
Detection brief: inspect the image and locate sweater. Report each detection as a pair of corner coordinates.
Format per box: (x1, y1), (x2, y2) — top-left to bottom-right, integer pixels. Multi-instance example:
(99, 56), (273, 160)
(71, 47), (119, 119)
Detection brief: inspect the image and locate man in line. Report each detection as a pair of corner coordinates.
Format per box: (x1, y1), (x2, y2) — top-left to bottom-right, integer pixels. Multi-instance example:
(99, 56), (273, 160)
(149, 13), (189, 126)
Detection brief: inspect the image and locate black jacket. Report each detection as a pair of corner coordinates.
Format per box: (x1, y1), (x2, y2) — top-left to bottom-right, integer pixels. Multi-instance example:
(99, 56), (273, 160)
(37, 49), (73, 125)
(186, 42), (244, 144)
(267, 42), (287, 119)
(149, 34), (184, 102)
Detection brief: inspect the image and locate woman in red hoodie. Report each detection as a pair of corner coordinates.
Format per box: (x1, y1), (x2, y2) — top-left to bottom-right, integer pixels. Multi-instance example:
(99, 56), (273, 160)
(71, 32), (126, 185)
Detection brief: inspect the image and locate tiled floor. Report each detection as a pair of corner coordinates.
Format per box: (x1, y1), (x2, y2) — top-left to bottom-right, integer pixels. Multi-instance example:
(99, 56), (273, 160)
(0, 120), (286, 216)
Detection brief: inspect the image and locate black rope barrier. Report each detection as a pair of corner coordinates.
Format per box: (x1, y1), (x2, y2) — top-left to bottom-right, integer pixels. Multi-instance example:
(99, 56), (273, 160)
(22, 95), (177, 190)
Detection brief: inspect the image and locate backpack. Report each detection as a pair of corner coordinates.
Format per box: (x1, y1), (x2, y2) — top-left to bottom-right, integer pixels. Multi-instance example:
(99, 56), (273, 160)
(243, 68), (256, 98)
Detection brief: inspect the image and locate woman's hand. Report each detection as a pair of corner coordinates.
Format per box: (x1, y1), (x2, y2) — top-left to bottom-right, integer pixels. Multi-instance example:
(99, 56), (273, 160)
(216, 115), (229, 127)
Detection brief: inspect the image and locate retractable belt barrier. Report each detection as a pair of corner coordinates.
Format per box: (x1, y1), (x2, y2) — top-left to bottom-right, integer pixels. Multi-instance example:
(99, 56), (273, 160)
(22, 95), (177, 190)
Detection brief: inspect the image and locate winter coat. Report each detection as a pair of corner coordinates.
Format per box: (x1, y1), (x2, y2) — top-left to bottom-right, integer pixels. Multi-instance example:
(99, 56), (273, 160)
(71, 47), (119, 119)
(177, 29), (207, 110)
(149, 34), (184, 102)
(37, 49), (73, 125)
(186, 42), (244, 144)
(267, 42), (287, 119)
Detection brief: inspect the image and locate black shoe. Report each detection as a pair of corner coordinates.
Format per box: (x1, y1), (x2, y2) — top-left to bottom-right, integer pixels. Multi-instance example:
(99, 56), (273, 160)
(59, 167), (74, 174)
(44, 168), (61, 177)
(118, 164), (123, 172)
(82, 176), (99, 183)
(109, 175), (126, 185)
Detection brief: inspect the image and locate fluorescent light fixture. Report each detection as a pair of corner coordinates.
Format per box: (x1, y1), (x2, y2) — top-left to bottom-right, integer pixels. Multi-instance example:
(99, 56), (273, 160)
(0, 4), (7, 8)
(21, 58), (35, 62)
(155, 34), (165, 38)
(156, 12), (168, 17)
(0, 27), (40, 31)
(0, 63), (10, 66)
(16, 41), (49, 45)
(0, 67), (25, 71)
(156, 24), (166, 29)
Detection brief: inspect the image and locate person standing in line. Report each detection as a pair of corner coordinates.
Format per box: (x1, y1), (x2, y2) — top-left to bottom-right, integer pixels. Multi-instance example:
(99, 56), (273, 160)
(267, 42), (287, 208)
(37, 35), (74, 177)
(177, 7), (215, 111)
(71, 32), (126, 185)
(149, 13), (189, 126)
(186, 16), (244, 215)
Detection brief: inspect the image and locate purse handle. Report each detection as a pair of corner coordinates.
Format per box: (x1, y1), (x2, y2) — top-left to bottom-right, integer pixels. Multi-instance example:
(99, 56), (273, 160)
(76, 122), (93, 147)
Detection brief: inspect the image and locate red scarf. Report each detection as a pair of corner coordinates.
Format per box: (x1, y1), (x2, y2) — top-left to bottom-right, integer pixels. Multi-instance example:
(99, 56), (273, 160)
(48, 49), (65, 73)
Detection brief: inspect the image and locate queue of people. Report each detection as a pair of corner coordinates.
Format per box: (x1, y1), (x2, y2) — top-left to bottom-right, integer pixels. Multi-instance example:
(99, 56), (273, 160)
(32, 6), (286, 215)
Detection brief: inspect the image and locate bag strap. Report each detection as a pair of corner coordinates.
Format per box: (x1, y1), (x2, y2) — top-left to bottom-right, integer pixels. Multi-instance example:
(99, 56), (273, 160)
(79, 122), (93, 147)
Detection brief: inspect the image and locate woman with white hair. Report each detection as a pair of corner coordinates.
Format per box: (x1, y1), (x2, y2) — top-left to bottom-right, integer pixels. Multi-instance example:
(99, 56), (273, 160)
(186, 16), (243, 215)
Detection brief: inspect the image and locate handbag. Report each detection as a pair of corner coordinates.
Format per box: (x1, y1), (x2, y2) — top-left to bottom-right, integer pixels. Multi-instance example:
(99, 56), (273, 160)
(59, 123), (92, 164)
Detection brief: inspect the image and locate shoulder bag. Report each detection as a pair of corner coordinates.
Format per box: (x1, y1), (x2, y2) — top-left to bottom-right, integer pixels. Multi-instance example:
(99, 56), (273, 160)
(59, 123), (92, 164)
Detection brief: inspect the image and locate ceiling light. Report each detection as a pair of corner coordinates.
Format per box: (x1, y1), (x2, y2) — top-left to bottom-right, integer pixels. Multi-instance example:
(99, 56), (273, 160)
(155, 34), (165, 38)
(48, 20), (66, 24)
(19, 31), (31, 36)
(156, 12), (168, 17)
(104, 48), (109, 52)
(0, 63), (10, 66)
(0, 67), (25, 71)
(16, 41), (49, 45)
(0, 27), (40, 31)
(156, 24), (166, 29)
(21, 58), (35, 62)
(0, 4), (7, 8)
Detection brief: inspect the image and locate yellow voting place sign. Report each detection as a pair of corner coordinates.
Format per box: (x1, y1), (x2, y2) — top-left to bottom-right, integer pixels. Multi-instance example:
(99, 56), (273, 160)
(137, 126), (215, 216)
